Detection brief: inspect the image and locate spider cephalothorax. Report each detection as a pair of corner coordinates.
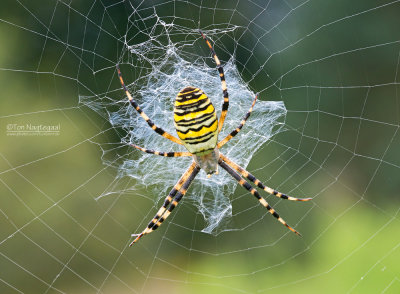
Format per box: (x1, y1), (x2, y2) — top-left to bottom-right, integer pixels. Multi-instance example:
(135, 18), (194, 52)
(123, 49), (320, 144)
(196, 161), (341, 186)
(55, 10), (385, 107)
(116, 31), (311, 246)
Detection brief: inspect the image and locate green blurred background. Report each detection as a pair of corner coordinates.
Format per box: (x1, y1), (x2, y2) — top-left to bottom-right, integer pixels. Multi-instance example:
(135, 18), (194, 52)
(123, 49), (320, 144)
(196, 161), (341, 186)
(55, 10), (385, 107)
(1, 0), (400, 293)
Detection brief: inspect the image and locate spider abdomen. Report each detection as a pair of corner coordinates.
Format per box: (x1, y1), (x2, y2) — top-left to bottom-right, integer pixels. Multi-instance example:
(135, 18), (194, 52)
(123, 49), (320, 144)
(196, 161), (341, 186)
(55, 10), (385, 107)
(174, 87), (218, 154)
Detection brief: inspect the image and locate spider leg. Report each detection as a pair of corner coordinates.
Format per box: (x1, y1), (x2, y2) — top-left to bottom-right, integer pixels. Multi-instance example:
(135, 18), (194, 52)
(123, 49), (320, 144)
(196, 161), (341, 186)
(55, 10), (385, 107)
(150, 165), (200, 231)
(131, 144), (192, 157)
(218, 159), (302, 236)
(116, 64), (183, 145)
(218, 93), (258, 148)
(130, 162), (200, 245)
(199, 30), (229, 134)
(220, 154), (311, 201)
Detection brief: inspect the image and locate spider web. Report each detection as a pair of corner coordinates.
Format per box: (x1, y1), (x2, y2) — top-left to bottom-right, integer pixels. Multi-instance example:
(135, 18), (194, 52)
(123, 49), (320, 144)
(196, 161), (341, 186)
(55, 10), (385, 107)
(1, 0), (400, 293)
(80, 22), (287, 234)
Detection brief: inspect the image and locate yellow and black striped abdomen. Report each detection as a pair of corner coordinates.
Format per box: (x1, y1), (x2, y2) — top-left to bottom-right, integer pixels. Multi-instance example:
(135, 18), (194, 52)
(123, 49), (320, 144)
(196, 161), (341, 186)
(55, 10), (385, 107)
(174, 87), (218, 154)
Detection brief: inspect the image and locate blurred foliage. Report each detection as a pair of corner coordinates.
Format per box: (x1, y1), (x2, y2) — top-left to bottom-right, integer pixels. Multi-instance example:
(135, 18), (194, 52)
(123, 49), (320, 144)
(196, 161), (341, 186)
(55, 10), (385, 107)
(0, 0), (400, 293)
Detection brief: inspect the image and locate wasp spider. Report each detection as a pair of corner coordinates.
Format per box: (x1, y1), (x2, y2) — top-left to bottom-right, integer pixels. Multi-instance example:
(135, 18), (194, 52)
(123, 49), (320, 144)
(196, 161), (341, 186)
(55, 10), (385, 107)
(117, 31), (311, 246)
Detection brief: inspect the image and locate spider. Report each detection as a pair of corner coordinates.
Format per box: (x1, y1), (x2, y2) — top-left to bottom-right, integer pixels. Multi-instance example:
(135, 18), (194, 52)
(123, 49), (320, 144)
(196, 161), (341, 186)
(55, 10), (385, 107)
(117, 31), (311, 246)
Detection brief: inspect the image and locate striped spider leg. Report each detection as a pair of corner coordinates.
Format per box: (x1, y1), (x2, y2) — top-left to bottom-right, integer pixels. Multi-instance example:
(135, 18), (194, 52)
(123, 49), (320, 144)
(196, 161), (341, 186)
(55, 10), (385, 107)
(218, 93), (257, 148)
(117, 30), (310, 245)
(200, 30), (229, 133)
(130, 144), (192, 158)
(130, 162), (199, 246)
(218, 159), (303, 235)
(219, 154), (312, 202)
(116, 64), (183, 145)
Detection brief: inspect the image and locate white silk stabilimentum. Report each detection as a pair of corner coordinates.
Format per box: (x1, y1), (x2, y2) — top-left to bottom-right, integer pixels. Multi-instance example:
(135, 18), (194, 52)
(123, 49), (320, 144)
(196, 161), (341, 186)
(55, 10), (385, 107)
(81, 25), (286, 234)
